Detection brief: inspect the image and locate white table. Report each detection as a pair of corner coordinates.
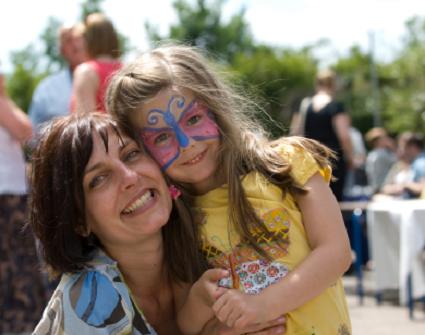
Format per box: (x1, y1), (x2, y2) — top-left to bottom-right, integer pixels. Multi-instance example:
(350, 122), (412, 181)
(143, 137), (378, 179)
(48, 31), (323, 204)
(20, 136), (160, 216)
(367, 199), (425, 305)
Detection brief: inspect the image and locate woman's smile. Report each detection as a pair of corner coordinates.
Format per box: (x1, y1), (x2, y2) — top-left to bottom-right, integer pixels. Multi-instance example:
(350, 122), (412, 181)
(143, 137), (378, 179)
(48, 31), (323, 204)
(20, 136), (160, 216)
(121, 188), (156, 216)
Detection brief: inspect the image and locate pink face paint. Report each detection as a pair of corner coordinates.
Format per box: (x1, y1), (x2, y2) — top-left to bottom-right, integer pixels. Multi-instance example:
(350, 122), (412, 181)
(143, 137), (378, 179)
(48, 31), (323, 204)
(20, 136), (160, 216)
(140, 97), (220, 171)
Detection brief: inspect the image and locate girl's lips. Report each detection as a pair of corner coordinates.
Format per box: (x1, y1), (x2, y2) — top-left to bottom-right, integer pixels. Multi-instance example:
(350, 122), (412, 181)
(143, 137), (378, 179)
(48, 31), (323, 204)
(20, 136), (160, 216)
(183, 149), (207, 165)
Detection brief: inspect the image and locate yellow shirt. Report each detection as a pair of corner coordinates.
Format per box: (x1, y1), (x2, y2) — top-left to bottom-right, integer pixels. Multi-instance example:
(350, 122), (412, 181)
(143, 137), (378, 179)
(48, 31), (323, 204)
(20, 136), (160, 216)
(195, 143), (351, 335)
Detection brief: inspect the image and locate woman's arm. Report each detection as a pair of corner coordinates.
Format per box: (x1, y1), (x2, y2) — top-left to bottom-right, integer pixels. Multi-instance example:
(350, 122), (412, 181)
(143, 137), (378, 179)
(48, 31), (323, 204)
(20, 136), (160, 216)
(333, 113), (354, 168)
(213, 173), (352, 329)
(72, 63), (99, 114)
(0, 96), (32, 142)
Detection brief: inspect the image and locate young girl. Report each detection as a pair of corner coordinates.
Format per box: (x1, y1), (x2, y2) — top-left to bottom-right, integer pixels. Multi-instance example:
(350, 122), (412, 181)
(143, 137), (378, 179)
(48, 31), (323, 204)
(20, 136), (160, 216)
(106, 44), (352, 335)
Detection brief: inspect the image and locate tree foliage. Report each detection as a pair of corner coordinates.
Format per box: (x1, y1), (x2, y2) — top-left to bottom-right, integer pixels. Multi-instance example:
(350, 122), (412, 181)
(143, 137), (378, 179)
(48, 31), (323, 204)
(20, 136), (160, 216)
(379, 16), (425, 134)
(145, 0), (254, 63)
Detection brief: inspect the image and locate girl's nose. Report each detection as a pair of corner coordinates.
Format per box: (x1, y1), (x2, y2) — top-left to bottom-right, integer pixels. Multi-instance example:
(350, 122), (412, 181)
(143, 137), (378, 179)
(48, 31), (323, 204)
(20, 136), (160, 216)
(181, 139), (195, 152)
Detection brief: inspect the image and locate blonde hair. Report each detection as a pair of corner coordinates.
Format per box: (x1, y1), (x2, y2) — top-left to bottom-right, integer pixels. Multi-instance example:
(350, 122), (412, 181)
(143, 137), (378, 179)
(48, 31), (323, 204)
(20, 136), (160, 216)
(316, 69), (336, 91)
(83, 13), (120, 59)
(106, 44), (333, 258)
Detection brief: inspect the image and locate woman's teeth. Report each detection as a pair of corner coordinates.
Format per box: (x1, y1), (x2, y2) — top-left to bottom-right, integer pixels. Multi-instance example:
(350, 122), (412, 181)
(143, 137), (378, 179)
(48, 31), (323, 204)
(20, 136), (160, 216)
(122, 190), (153, 214)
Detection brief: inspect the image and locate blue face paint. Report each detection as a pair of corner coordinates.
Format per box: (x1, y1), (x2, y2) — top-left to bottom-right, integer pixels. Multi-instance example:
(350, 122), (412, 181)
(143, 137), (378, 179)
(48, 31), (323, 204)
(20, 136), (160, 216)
(147, 96), (190, 148)
(141, 95), (220, 171)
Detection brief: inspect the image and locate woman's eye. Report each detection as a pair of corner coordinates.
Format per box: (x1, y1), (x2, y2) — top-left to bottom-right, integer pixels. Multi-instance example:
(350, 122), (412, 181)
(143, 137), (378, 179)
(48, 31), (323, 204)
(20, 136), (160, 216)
(124, 148), (142, 162)
(89, 174), (107, 189)
(154, 133), (170, 145)
(187, 114), (202, 126)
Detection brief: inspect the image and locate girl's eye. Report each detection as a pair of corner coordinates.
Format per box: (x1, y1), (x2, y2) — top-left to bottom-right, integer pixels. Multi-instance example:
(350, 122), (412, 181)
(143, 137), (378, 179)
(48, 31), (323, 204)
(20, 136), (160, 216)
(154, 133), (171, 145)
(187, 114), (202, 126)
(89, 174), (107, 189)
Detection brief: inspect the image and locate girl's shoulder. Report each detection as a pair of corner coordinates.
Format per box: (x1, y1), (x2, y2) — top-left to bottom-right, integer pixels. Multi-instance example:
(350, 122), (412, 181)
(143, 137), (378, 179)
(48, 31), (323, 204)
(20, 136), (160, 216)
(269, 136), (332, 186)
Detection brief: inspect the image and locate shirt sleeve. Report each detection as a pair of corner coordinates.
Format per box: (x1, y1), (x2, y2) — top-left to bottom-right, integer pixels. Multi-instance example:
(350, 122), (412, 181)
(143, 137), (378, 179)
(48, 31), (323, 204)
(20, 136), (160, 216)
(275, 142), (332, 186)
(330, 101), (345, 117)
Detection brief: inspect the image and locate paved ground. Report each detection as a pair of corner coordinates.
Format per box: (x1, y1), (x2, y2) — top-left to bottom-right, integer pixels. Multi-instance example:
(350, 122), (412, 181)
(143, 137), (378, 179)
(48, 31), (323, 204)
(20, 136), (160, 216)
(344, 271), (425, 334)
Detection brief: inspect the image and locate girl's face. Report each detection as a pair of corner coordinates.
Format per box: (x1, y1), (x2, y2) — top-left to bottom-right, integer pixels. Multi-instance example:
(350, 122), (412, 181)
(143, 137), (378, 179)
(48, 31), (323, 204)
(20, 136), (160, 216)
(83, 129), (172, 249)
(132, 88), (222, 195)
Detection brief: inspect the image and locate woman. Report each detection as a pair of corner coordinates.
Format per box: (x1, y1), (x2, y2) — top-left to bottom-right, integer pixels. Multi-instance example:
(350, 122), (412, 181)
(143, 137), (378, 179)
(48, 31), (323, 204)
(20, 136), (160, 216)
(30, 113), (286, 334)
(0, 71), (47, 332)
(290, 70), (354, 201)
(71, 13), (122, 113)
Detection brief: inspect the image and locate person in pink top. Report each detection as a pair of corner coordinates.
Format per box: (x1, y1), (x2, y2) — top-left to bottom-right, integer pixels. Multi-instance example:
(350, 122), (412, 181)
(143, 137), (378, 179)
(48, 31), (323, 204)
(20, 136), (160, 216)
(72, 13), (122, 113)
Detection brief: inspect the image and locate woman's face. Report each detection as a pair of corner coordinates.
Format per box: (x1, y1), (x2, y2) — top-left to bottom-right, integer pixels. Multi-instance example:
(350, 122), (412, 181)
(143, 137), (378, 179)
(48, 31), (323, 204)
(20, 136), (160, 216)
(82, 129), (172, 249)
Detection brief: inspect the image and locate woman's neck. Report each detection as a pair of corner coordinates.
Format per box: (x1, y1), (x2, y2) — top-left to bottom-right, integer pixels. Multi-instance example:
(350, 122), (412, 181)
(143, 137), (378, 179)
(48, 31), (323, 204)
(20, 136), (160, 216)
(105, 234), (166, 296)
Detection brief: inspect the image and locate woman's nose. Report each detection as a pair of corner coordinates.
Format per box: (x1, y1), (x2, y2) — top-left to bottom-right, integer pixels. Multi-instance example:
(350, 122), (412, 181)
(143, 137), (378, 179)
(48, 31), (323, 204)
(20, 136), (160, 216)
(119, 164), (138, 190)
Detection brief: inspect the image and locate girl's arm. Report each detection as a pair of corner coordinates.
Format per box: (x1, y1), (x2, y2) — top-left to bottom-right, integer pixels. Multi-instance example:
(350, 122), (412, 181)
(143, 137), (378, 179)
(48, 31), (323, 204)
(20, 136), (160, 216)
(72, 63), (98, 114)
(213, 172), (352, 329)
(177, 269), (229, 335)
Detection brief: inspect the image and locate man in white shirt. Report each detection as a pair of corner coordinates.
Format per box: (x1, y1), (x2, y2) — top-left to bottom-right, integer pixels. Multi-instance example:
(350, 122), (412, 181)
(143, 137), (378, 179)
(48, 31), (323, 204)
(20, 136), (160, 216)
(29, 24), (86, 130)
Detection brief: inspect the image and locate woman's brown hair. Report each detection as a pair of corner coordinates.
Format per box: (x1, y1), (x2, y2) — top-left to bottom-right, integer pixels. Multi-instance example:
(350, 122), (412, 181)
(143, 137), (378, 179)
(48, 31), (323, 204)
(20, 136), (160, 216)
(106, 44), (334, 258)
(83, 13), (120, 59)
(29, 112), (206, 281)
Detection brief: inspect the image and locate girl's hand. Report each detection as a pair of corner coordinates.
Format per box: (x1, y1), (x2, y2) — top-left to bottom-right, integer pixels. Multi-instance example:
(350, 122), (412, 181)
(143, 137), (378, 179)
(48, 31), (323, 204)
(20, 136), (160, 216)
(194, 268), (229, 306)
(212, 289), (272, 330)
(201, 315), (287, 335)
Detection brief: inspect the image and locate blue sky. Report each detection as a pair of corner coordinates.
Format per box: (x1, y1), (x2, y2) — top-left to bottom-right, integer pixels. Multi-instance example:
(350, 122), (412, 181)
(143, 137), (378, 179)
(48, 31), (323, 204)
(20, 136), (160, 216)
(1, 0), (424, 72)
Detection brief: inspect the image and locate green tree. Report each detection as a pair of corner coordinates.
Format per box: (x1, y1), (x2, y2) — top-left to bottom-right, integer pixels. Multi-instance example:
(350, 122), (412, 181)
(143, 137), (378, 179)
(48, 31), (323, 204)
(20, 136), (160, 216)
(232, 45), (317, 136)
(145, 0), (254, 63)
(7, 46), (46, 112)
(379, 16), (425, 134)
(80, 0), (105, 20)
(40, 17), (64, 72)
(333, 46), (375, 133)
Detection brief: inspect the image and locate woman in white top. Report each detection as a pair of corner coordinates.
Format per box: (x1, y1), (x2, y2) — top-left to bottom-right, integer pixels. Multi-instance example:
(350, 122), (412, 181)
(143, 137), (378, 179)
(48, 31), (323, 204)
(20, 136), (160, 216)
(0, 70), (48, 333)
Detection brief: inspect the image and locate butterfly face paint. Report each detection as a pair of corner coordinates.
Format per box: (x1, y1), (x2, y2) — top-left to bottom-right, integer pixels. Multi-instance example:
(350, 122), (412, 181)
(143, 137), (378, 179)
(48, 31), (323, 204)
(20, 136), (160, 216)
(140, 95), (220, 171)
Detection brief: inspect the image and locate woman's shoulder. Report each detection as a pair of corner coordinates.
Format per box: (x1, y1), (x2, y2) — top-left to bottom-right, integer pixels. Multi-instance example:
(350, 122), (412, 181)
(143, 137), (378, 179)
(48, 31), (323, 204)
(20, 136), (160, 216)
(33, 252), (155, 334)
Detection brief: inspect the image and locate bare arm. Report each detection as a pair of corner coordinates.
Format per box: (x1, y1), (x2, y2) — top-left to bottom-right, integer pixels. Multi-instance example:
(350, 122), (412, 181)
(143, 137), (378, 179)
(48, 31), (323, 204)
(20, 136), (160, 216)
(265, 172), (351, 316)
(403, 178), (425, 197)
(333, 113), (354, 168)
(177, 269), (229, 335)
(213, 173), (352, 329)
(72, 63), (99, 114)
(289, 112), (302, 136)
(0, 96), (32, 142)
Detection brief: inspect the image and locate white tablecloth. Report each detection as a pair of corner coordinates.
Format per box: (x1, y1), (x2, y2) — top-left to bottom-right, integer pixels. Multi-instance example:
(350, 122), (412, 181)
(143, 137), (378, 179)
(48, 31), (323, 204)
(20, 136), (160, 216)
(367, 199), (425, 304)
